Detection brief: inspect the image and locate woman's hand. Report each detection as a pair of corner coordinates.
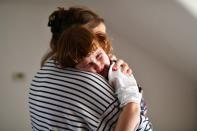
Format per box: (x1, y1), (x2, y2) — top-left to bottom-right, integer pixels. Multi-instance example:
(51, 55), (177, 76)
(109, 55), (132, 75)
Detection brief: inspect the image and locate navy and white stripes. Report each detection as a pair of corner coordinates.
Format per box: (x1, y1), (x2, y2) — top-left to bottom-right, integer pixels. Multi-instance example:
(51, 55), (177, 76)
(29, 60), (120, 131)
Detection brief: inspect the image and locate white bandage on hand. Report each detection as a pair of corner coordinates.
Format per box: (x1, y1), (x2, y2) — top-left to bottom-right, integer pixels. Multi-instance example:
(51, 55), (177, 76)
(108, 62), (142, 108)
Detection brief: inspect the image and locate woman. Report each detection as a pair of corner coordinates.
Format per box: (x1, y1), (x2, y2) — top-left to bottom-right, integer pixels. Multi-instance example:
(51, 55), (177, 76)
(29, 6), (150, 131)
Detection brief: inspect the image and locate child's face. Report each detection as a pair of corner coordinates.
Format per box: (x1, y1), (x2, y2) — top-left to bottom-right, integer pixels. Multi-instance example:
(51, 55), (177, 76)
(75, 47), (110, 78)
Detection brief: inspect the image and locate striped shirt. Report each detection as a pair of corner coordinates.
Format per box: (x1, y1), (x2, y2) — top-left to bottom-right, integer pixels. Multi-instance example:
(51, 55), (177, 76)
(29, 60), (120, 131)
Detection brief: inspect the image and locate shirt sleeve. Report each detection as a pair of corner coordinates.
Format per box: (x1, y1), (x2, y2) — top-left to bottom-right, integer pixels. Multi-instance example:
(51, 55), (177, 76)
(108, 62), (142, 107)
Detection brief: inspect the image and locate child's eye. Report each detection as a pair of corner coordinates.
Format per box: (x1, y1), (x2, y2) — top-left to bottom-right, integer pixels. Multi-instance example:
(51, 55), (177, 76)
(97, 53), (102, 59)
(86, 62), (93, 67)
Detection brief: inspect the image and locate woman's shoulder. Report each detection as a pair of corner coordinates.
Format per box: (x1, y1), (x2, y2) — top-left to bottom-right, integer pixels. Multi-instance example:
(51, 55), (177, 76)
(37, 59), (115, 99)
(42, 59), (109, 84)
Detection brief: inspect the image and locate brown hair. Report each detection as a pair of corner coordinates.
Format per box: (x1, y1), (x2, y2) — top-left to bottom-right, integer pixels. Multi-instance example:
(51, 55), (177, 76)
(41, 6), (104, 66)
(54, 25), (112, 68)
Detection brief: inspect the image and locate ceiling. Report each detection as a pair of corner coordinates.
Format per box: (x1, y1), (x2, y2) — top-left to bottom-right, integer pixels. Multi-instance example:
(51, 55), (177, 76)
(76, 0), (197, 83)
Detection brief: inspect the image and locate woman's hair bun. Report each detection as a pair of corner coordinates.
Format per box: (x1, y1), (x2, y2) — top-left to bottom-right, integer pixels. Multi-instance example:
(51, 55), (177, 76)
(48, 7), (82, 34)
(47, 6), (104, 35)
(48, 7), (67, 34)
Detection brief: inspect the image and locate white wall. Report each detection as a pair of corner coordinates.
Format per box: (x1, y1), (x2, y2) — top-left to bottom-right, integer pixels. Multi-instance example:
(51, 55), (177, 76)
(0, 1), (69, 131)
(0, 1), (196, 131)
(110, 33), (197, 130)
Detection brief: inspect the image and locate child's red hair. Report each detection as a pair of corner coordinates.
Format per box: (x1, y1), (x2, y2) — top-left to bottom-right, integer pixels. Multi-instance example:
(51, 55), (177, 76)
(54, 25), (113, 68)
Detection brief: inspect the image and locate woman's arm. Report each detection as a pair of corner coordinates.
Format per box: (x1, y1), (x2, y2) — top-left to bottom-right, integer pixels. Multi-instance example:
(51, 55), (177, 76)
(108, 60), (141, 131)
(115, 102), (140, 131)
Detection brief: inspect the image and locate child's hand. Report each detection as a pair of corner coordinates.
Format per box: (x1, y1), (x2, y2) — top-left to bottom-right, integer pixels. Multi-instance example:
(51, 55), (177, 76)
(109, 55), (132, 76)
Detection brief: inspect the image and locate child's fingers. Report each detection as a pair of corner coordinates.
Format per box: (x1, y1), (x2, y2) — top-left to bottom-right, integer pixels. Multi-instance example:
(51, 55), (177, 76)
(112, 59), (124, 70)
(127, 68), (132, 76)
(120, 63), (129, 73)
(109, 55), (117, 61)
(113, 59), (133, 76)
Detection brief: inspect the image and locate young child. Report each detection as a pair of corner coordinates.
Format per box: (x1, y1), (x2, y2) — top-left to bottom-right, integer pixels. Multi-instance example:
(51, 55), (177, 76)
(55, 25), (152, 130)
